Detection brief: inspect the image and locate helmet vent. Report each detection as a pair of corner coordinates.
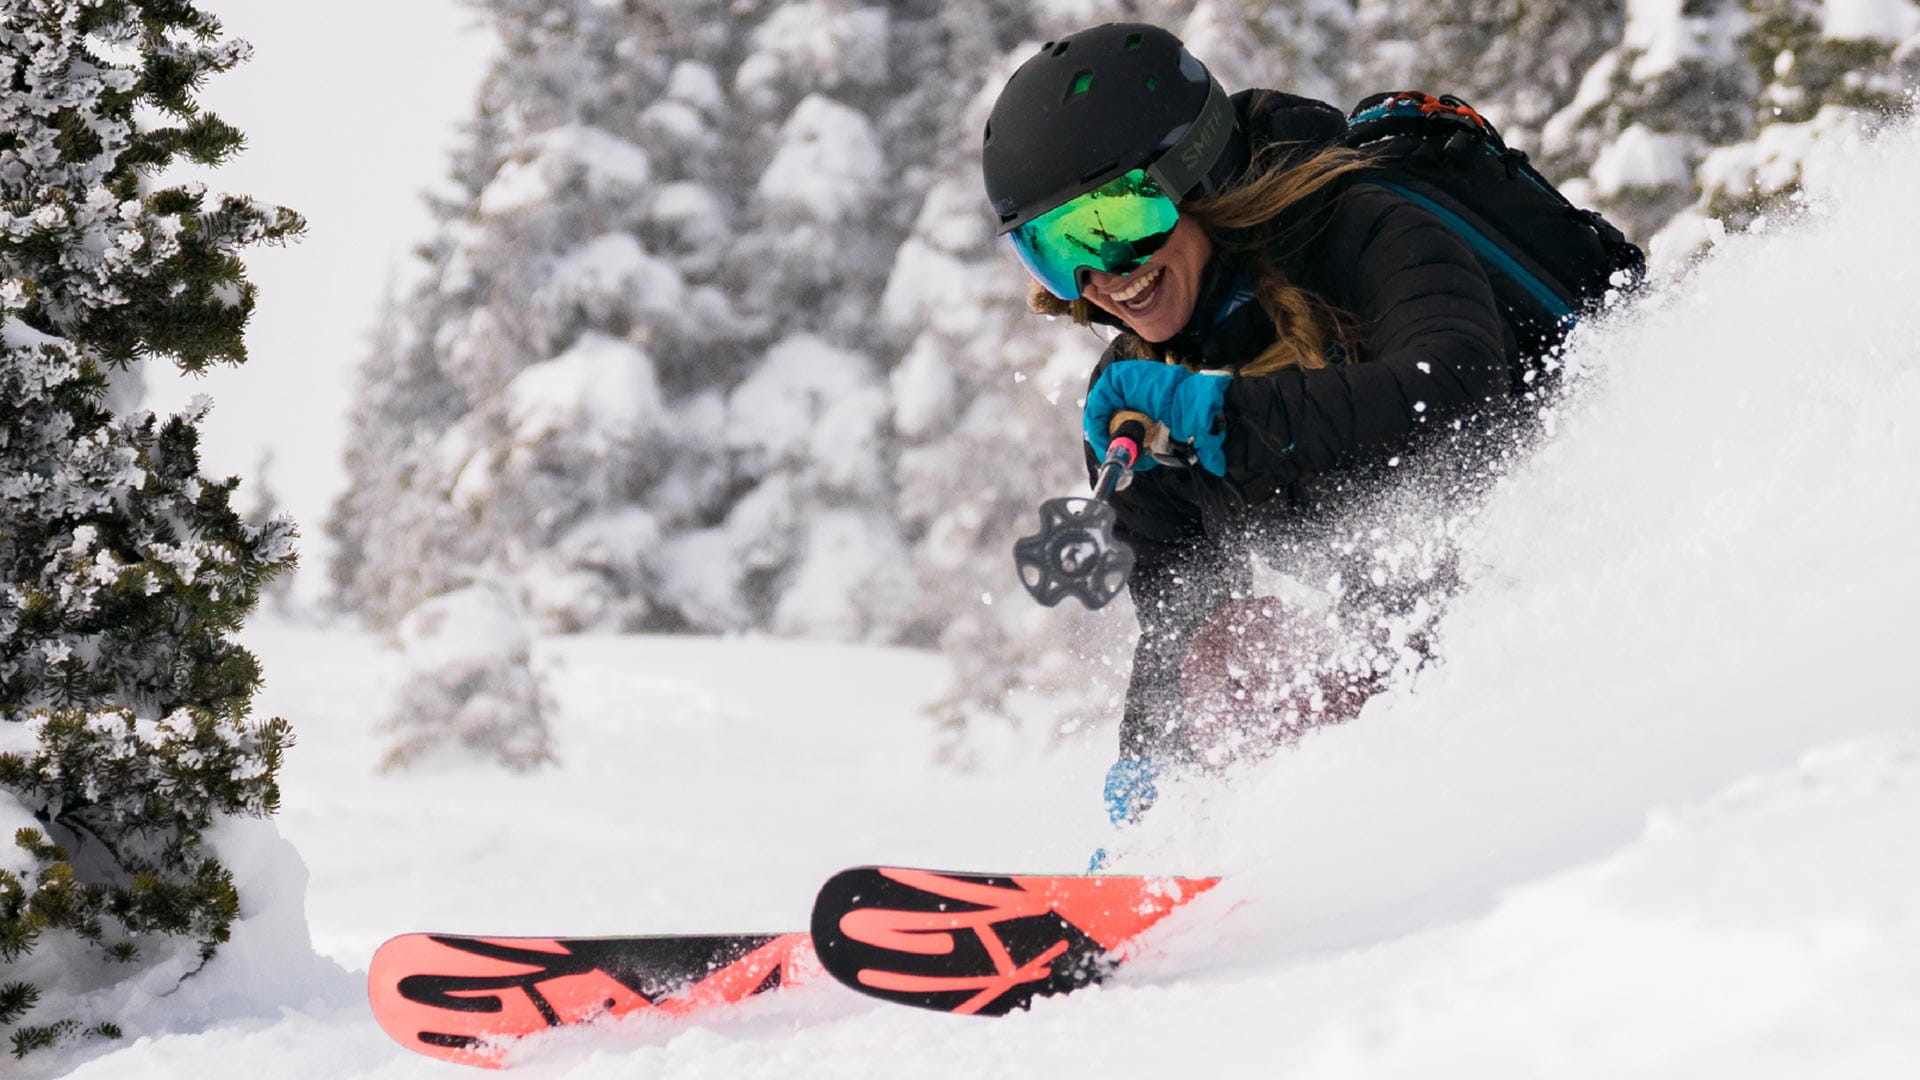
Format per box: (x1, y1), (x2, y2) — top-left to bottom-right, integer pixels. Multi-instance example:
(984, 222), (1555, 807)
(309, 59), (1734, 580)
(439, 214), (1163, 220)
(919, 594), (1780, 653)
(1125, 33), (1144, 49)
(1052, 40), (1071, 57)
(1068, 71), (1094, 99)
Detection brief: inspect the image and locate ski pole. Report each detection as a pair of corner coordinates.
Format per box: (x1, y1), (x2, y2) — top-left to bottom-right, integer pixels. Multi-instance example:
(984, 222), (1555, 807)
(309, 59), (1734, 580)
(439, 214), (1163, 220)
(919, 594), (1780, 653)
(1012, 411), (1153, 609)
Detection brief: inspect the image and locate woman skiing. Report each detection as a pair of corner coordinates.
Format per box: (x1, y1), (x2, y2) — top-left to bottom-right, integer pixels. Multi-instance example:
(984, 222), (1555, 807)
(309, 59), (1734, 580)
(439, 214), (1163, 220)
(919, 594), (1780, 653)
(984, 23), (1634, 822)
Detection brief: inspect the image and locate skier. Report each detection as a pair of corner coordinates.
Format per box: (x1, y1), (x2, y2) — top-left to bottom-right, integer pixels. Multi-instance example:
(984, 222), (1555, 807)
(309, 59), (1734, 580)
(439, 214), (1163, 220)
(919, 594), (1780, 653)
(984, 23), (1607, 825)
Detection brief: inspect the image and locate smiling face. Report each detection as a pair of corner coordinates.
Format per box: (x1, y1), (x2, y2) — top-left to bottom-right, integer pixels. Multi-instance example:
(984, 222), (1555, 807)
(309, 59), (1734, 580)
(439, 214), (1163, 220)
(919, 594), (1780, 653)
(1079, 216), (1214, 343)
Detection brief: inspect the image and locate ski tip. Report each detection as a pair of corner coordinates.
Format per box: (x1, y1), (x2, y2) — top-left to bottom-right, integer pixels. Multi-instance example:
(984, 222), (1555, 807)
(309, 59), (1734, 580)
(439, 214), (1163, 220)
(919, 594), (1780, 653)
(367, 931), (819, 1068)
(809, 866), (1219, 1018)
(367, 933), (524, 1068)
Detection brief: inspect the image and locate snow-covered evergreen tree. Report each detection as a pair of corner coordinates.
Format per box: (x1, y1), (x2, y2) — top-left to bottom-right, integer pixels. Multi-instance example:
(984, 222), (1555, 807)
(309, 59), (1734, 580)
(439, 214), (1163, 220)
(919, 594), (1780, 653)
(1540, 0), (1757, 241)
(332, 1), (1033, 649)
(0, 1), (299, 1057)
(1671, 0), (1920, 245)
(241, 449), (299, 618)
(332, 0), (1916, 761)
(1345, 0), (1624, 145)
(379, 582), (552, 773)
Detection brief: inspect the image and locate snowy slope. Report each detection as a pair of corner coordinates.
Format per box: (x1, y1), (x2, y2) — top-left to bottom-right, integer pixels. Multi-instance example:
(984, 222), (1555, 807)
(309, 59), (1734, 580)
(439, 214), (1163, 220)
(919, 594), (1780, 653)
(44, 116), (1920, 1080)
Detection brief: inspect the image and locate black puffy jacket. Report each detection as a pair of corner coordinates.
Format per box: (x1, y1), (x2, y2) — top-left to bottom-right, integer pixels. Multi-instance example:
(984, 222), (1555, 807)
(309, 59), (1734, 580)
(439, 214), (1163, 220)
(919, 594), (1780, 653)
(1087, 91), (1526, 760)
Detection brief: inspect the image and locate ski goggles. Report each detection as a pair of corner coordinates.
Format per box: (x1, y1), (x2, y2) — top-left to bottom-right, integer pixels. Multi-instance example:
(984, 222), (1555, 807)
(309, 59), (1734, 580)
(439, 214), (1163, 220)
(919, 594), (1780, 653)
(1008, 168), (1180, 301)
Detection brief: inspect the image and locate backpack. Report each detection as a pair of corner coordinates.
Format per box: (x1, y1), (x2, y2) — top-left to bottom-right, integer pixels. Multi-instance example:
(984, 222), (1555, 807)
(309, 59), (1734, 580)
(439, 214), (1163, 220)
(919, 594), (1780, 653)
(1341, 91), (1646, 378)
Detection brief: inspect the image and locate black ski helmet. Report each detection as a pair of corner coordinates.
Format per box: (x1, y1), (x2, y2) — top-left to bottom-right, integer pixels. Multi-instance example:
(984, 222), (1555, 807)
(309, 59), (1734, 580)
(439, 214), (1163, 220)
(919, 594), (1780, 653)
(982, 24), (1241, 235)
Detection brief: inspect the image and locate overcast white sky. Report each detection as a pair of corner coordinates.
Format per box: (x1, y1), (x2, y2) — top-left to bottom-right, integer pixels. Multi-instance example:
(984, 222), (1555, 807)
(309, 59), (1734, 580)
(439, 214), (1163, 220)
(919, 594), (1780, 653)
(145, 2), (495, 603)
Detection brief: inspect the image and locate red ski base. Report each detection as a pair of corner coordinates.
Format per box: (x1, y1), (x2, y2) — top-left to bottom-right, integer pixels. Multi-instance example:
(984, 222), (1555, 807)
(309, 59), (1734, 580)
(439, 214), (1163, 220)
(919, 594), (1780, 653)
(367, 931), (817, 1068)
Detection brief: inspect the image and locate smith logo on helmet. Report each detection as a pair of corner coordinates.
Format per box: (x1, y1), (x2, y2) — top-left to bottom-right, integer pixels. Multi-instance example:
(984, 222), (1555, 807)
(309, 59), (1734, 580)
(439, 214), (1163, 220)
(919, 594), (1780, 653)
(1178, 101), (1229, 174)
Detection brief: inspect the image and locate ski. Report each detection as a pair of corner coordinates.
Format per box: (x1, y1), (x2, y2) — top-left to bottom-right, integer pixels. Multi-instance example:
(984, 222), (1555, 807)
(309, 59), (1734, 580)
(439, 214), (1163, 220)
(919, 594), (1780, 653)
(367, 930), (818, 1068)
(808, 866), (1220, 1016)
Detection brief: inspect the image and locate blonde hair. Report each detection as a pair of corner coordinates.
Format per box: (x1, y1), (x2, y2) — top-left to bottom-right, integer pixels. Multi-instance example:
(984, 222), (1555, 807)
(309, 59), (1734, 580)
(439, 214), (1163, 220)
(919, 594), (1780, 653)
(1027, 142), (1375, 376)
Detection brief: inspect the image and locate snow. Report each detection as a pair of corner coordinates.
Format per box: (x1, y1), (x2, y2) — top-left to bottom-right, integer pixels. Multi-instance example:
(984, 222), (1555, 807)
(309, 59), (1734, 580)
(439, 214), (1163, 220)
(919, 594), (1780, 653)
(636, 97), (710, 144)
(538, 232), (690, 329)
(506, 333), (664, 454)
(880, 179), (999, 333)
(649, 181), (729, 250)
(770, 510), (916, 640)
(383, 582), (549, 772)
(1696, 105), (1868, 201)
(1822, 0), (1920, 41)
(0, 790), (40, 879)
(1589, 123), (1697, 195)
(665, 60), (724, 113)
(478, 125), (653, 217)
(733, 3), (889, 110)
(27, 60), (1920, 1080)
(392, 583), (531, 678)
(724, 334), (879, 468)
(889, 335), (961, 440)
(755, 95), (885, 224)
(1543, 50), (1622, 154)
(1623, 0), (1708, 80)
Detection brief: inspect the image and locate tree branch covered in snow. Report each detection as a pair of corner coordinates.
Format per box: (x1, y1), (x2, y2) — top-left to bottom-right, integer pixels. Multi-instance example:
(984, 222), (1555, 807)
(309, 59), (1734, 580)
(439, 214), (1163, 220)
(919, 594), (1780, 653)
(0, 0), (298, 1060)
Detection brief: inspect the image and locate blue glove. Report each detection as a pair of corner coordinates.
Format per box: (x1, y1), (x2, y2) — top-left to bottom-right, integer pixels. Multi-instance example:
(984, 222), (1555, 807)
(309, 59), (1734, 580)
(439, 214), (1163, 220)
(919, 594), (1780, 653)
(1103, 755), (1161, 826)
(1084, 361), (1231, 475)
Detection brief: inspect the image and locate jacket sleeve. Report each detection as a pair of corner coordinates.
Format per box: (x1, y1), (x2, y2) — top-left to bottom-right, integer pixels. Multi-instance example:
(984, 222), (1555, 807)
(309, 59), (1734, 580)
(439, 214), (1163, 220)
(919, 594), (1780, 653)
(1220, 184), (1510, 491)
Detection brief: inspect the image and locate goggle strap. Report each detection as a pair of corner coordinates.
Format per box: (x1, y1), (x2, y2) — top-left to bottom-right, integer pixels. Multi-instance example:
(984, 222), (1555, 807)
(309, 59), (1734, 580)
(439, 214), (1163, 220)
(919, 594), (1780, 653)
(1147, 78), (1235, 204)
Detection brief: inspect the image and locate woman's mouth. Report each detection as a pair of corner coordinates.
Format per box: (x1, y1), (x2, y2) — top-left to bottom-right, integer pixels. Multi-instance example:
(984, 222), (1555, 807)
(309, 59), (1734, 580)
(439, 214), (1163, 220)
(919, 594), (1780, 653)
(1110, 265), (1165, 311)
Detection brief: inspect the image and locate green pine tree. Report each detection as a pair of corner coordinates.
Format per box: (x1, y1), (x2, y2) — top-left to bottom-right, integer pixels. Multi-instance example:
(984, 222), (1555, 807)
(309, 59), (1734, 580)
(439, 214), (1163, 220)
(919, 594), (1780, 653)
(0, 1), (300, 1057)
(1695, 0), (1920, 229)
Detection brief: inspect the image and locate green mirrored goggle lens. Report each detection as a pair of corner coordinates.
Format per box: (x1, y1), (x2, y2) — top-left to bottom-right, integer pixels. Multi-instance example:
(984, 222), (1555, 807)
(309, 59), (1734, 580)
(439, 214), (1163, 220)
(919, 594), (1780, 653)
(1009, 169), (1180, 300)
